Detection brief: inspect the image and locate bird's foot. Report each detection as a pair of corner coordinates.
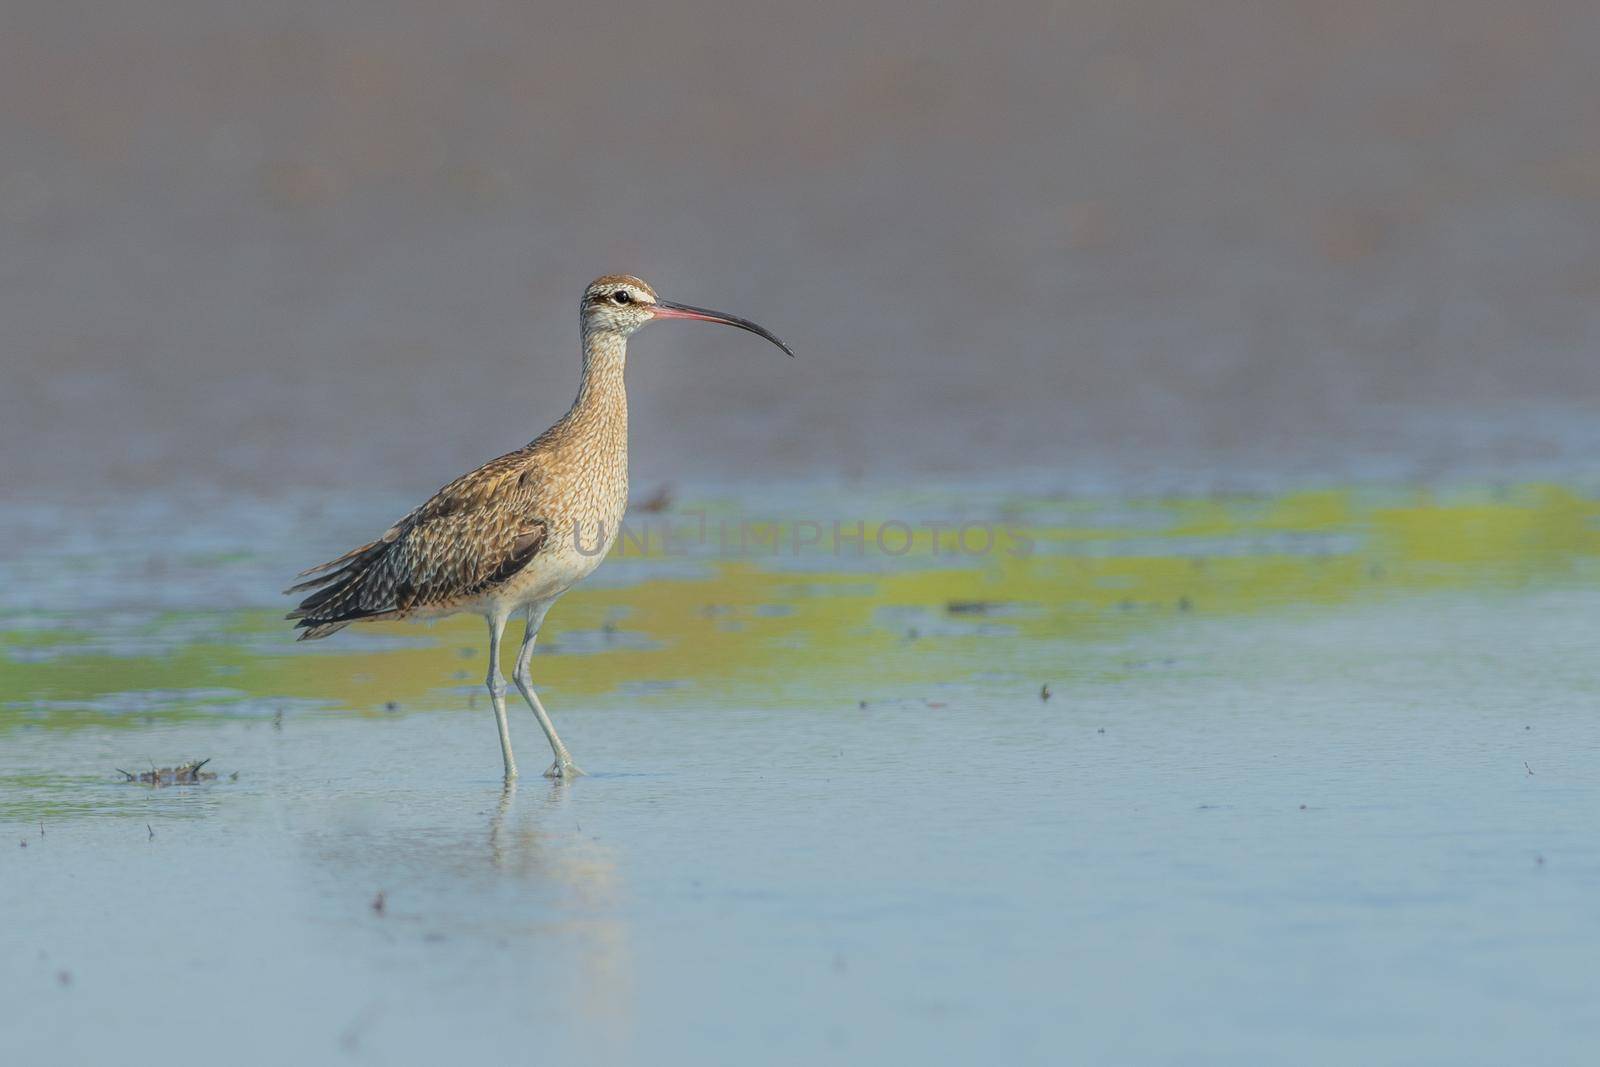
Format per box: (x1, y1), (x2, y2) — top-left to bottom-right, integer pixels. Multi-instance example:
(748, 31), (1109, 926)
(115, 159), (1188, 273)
(544, 757), (586, 779)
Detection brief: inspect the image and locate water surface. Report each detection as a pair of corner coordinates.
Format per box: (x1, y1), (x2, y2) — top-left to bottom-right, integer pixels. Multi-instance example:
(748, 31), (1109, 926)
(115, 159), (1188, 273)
(3, 481), (1599, 1063)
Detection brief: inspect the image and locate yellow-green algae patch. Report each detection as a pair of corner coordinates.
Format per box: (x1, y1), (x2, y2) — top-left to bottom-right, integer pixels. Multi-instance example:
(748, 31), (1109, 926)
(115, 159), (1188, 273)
(4, 484), (1599, 730)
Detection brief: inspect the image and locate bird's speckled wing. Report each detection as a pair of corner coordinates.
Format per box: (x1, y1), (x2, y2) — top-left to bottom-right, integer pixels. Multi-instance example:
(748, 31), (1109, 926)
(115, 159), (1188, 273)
(286, 448), (549, 639)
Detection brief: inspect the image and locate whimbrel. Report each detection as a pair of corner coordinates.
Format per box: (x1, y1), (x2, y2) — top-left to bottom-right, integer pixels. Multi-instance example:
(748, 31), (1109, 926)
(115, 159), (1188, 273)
(286, 275), (791, 778)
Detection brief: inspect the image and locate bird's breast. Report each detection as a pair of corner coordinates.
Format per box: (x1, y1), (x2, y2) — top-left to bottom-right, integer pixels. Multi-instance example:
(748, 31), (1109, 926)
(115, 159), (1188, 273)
(515, 430), (630, 603)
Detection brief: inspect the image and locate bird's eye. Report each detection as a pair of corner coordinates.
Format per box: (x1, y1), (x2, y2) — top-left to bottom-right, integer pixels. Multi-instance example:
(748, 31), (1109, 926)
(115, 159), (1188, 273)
(612, 291), (631, 305)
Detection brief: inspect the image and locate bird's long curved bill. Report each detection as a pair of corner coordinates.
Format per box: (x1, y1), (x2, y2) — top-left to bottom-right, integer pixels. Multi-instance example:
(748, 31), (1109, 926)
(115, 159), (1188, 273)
(652, 299), (794, 357)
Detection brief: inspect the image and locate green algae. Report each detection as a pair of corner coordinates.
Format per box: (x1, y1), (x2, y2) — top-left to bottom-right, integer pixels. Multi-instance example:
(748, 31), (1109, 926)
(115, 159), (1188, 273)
(4, 482), (1599, 731)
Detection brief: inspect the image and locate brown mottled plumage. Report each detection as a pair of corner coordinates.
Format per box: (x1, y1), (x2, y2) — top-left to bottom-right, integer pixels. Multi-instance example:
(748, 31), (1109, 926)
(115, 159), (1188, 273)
(284, 450), (553, 638)
(285, 274), (791, 779)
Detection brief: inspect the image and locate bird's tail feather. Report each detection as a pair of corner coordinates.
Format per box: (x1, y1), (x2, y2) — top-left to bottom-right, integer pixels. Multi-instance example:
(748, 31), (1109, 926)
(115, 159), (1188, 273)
(296, 621), (352, 641)
(286, 539), (403, 637)
(291, 539), (381, 581)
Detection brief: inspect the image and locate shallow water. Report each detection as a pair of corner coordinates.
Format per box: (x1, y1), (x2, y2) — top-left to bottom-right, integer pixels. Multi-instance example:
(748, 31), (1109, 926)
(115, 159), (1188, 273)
(4, 481), (1600, 1063)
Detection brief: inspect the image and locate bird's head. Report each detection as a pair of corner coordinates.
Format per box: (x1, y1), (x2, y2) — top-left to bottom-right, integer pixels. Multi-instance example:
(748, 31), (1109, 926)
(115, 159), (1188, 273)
(581, 274), (792, 356)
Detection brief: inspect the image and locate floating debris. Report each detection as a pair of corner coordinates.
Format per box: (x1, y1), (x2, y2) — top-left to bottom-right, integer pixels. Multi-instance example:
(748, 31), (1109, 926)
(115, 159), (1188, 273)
(636, 484), (674, 513)
(116, 760), (217, 786)
(1040, 684), (1052, 702)
(946, 600), (1002, 615)
(371, 891), (386, 916)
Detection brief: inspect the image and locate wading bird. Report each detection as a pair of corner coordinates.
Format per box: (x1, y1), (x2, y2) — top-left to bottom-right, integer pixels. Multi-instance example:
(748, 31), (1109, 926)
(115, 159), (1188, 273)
(286, 276), (791, 779)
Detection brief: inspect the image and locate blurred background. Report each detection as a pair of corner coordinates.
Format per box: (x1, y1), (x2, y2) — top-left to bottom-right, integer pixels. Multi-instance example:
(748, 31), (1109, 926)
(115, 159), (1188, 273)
(6, 0), (1600, 495)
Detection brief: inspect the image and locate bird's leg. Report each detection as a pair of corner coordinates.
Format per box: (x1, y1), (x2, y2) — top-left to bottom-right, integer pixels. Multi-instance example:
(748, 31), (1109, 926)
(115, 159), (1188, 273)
(485, 612), (517, 780)
(514, 603), (585, 778)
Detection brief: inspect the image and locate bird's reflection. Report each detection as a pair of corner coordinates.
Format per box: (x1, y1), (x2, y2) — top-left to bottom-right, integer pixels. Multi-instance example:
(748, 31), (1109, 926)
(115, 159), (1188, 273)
(488, 777), (518, 867)
(303, 773), (633, 1050)
(487, 775), (598, 872)
(483, 776), (634, 1047)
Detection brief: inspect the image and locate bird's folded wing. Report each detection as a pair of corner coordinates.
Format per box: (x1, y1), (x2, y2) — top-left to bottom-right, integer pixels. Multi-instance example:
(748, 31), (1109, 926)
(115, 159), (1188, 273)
(287, 450), (550, 628)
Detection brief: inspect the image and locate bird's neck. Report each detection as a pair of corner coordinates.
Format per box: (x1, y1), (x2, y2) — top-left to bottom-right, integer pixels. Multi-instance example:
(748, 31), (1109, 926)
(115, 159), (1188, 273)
(564, 327), (629, 434)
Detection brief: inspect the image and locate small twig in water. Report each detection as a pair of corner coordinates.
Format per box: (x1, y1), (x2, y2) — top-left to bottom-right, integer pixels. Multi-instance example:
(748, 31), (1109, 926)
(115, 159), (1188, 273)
(1525, 761), (1535, 776)
(117, 760), (219, 786)
(147, 824), (154, 840)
